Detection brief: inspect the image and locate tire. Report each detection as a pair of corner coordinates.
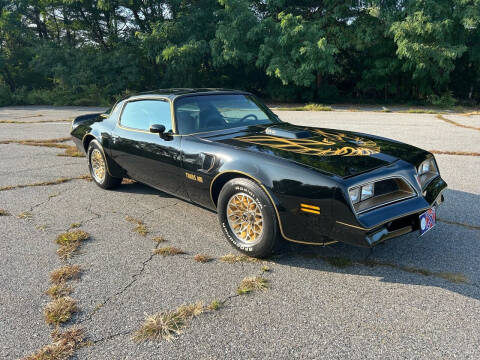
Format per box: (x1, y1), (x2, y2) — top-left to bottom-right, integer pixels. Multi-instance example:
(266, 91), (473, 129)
(87, 139), (122, 189)
(217, 178), (279, 258)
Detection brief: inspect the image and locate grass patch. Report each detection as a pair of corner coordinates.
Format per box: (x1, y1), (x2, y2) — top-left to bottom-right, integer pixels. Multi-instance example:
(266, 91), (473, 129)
(18, 211), (33, 219)
(133, 302), (204, 342)
(57, 146), (85, 158)
(153, 247), (186, 256)
(277, 103), (332, 111)
(55, 230), (90, 259)
(237, 276), (268, 295)
(122, 178), (137, 184)
(44, 297), (78, 325)
(0, 175), (91, 192)
(436, 114), (480, 131)
(50, 265), (82, 284)
(69, 223), (81, 229)
(399, 108), (439, 114)
(429, 150), (480, 156)
(261, 265), (271, 272)
(220, 254), (260, 263)
(325, 256), (354, 268)
(152, 236), (167, 244)
(0, 118), (71, 124)
(0, 209), (10, 216)
(125, 216), (148, 236)
(207, 300), (222, 311)
(0, 137), (71, 145)
(194, 254), (213, 263)
(22, 327), (84, 360)
(45, 284), (73, 299)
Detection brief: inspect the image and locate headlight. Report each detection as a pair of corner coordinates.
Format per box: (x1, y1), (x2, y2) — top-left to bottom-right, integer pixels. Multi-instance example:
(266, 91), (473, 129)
(417, 158), (438, 188)
(349, 183), (375, 204)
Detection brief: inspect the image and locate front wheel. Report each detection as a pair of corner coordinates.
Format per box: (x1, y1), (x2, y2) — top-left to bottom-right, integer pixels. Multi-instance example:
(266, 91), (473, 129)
(87, 139), (122, 189)
(217, 178), (279, 258)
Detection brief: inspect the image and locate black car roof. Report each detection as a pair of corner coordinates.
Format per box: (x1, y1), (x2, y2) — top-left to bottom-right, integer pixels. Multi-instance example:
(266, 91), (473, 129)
(125, 88), (251, 101)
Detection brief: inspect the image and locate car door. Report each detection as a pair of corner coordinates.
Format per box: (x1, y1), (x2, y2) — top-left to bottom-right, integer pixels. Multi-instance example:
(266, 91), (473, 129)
(109, 98), (188, 199)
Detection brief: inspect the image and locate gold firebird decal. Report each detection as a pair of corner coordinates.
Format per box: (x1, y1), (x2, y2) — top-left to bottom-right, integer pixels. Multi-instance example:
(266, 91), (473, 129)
(235, 129), (380, 157)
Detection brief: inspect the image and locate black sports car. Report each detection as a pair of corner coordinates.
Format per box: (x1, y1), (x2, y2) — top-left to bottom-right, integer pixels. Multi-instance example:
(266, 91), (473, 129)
(71, 89), (447, 257)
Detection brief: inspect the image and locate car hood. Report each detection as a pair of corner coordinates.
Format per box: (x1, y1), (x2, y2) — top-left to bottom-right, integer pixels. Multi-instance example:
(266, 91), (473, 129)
(199, 123), (429, 178)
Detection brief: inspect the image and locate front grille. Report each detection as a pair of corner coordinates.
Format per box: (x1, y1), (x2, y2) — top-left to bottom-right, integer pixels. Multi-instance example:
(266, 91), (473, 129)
(354, 177), (416, 213)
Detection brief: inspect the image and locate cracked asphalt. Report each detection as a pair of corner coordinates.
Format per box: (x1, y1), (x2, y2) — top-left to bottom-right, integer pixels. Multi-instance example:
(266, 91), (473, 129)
(0, 106), (479, 359)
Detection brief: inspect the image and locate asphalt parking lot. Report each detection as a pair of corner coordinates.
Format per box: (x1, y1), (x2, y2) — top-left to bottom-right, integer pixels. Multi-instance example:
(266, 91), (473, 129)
(1, 106), (479, 359)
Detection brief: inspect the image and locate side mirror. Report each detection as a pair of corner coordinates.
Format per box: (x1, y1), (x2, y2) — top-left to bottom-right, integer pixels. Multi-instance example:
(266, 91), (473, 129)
(149, 124), (166, 134)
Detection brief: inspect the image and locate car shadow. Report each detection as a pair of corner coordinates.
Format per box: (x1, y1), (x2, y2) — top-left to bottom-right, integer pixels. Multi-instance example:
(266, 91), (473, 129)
(272, 187), (480, 301)
(113, 182), (480, 300)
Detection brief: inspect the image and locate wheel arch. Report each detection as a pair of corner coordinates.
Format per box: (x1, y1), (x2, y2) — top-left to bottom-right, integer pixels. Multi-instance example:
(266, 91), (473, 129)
(210, 170), (265, 208)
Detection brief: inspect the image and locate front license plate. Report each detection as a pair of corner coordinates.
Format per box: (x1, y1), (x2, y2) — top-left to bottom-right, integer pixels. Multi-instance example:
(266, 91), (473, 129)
(419, 207), (436, 236)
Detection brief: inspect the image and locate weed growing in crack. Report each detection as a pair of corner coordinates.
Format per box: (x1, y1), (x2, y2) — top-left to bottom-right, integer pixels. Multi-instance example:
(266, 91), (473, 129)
(152, 236), (167, 244)
(0, 175), (91, 192)
(18, 211), (33, 219)
(237, 276), (268, 295)
(45, 284), (73, 300)
(57, 146), (85, 158)
(133, 302), (204, 342)
(0, 209), (10, 216)
(22, 326), (84, 360)
(207, 300), (222, 311)
(44, 297), (78, 325)
(69, 223), (81, 229)
(153, 247), (186, 256)
(55, 230), (90, 259)
(261, 265), (271, 272)
(220, 254), (260, 263)
(125, 216), (148, 236)
(194, 254), (213, 263)
(50, 265), (82, 284)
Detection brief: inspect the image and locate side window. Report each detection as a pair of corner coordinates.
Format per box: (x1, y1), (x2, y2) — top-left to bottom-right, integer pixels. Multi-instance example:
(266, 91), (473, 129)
(176, 103), (200, 134)
(120, 100), (172, 132)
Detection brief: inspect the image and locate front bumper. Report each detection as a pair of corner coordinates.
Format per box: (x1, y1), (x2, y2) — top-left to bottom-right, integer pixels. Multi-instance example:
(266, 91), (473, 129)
(330, 176), (447, 247)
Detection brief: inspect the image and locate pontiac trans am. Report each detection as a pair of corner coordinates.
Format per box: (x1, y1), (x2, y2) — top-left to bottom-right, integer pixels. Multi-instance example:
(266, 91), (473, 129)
(71, 89), (447, 257)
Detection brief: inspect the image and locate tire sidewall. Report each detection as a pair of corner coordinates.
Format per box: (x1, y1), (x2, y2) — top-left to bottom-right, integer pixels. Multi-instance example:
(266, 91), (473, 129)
(218, 178), (277, 257)
(87, 140), (108, 188)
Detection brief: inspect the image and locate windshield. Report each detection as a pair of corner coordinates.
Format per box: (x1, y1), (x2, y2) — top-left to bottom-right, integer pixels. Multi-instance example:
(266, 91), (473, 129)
(174, 94), (281, 134)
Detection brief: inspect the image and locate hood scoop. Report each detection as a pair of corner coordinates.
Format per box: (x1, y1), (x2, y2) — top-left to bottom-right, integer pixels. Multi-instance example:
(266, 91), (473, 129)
(265, 126), (312, 139)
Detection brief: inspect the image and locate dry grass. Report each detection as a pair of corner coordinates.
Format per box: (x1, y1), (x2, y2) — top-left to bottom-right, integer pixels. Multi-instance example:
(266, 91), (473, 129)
(22, 327), (84, 360)
(0, 209), (10, 216)
(0, 119), (71, 124)
(57, 146), (85, 158)
(153, 247), (186, 256)
(237, 276), (269, 295)
(55, 230), (90, 259)
(44, 297), (78, 325)
(277, 103), (332, 111)
(399, 108), (438, 114)
(194, 254), (213, 263)
(261, 265), (271, 272)
(0, 137), (71, 145)
(125, 216), (148, 236)
(436, 114), (480, 131)
(220, 254), (260, 263)
(122, 178), (137, 184)
(69, 223), (81, 229)
(207, 300), (222, 311)
(133, 302), (204, 342)
(50, 265), (82, 284)
(429, 150), (480, 156)
(152, 236), (167, 244)
(0, 175), (91, 192)
(18, 211), (33, 219)
(45, 284), (73, 299)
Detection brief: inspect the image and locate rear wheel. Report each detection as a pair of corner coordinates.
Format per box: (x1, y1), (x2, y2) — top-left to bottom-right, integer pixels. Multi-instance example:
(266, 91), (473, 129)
(217, 178), (279, 258)
(87, 139), (122, 189)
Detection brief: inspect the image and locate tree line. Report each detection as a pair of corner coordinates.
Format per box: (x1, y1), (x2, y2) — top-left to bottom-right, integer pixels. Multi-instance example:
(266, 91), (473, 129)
(1, 0), (479, 106)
